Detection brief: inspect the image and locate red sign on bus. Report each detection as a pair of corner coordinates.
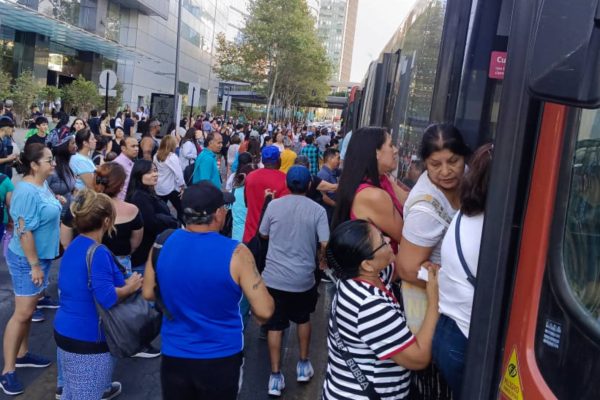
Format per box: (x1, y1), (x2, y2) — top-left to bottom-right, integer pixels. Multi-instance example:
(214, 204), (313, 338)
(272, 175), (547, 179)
(489, 51), (507, 80)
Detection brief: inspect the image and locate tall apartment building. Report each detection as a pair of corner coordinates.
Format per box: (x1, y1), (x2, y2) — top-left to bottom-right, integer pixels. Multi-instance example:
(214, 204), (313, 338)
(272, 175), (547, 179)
(316, 0), (358, 82)
(0, 0), (230, 110)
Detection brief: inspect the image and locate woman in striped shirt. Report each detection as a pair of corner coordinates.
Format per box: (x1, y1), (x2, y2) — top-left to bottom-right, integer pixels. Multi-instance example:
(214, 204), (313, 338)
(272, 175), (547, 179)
(323, 220), (440, 399)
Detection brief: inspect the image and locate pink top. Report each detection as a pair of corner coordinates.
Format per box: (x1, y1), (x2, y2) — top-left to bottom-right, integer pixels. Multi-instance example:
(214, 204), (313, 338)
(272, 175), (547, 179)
(350, 175), (404, 254)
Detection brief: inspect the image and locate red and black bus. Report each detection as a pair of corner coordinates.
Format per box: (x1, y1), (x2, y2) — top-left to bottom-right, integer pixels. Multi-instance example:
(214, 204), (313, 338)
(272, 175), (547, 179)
(348, 0), (600, 398)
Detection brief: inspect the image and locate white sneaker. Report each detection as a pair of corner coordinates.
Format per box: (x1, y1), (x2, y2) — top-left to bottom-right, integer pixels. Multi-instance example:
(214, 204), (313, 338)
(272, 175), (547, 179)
(296, 359), (314, 382)
(268, 372), (285, 396)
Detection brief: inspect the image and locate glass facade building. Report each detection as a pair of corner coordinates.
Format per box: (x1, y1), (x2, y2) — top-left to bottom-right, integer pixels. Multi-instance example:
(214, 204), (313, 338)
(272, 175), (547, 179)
(0, 0), (231, 110)
(316, 0), (357, 82)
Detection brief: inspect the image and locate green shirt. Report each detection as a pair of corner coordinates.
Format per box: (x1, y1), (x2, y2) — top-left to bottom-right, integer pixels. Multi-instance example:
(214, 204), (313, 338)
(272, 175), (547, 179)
(0, 175), (14, 224)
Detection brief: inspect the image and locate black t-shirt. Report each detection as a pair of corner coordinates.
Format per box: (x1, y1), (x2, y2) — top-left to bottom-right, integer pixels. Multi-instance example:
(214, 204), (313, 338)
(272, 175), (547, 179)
(129, 190), (179, 267)
(88, 117), (101, 136)
(25, 134), (47, 148)
(102, 210), (144, 256)
(307, 175), (323, 203)
(123, 118), (135, 135)
(221, 134), (230, 156)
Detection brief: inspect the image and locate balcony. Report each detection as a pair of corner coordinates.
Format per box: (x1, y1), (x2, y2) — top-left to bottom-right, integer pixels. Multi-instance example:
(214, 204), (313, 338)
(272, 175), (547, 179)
(112, 0), (169, 20)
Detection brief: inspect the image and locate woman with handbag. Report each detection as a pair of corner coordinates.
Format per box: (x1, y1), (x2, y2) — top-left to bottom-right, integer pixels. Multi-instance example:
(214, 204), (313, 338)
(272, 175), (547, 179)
(54, 189), (142, 400)
(396, 123), (471, 399)
(323, 219), (440, 400)
(0, 144), (61, 396)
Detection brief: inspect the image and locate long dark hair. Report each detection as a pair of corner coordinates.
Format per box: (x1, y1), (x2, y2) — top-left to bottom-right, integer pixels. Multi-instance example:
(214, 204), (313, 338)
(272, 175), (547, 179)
(181, 128), (197, 145)
(126, 159), (154, 200)
(233, 152), (255, 188)
(331, 127), (389, 230)
(53, 138), (75, 184)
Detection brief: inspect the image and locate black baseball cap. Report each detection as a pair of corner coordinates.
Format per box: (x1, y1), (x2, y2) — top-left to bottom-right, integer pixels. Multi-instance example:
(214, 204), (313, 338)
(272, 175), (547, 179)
(0, 115), (14, 128)
(182, 181), (235, 217)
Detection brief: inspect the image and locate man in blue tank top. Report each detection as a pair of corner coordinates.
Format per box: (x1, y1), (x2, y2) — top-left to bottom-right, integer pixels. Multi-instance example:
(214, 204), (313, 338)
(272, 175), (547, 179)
(141, 181), (274, 400)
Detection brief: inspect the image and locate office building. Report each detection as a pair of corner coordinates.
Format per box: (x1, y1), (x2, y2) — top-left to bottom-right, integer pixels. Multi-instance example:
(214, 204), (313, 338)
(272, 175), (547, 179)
(316, 0), (358, 82)
(0, 0), (229, 111)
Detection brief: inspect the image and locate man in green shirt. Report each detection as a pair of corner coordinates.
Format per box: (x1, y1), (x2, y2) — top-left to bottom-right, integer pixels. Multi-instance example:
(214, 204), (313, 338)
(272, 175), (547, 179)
(192, 132), (223, 188)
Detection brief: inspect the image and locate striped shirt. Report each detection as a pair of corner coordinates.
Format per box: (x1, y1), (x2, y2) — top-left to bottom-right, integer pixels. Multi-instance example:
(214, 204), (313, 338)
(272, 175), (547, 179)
(323, 264), (415, 399)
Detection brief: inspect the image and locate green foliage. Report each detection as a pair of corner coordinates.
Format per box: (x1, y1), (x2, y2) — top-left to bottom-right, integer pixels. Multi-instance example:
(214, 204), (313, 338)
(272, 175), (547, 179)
(39, 85), (62, 105)
(11, 70), (43, 121)
(62, 75), (102, 116)
(107, 81), (124, 115)
(214, 0), (331, 117)
(0, 70), (11, 102)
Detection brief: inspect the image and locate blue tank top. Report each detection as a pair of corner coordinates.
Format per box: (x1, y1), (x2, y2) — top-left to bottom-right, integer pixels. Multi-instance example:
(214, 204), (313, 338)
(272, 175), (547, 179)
(156, 229), (242, 359)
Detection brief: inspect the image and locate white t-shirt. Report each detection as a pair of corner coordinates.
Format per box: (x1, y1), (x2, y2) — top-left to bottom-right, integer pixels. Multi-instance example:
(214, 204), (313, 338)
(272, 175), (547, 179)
(179, 140), (197, 170)
(402, 172), (458, 264)
(154, 153), (185, 196)
(439, 213), (484, 338)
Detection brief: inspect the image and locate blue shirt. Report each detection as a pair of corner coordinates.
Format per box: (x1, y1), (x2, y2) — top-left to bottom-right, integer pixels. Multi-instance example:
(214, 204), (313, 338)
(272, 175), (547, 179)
(317, 165), (337, 201)
(300, 144), (319, 176)
(157, 229), (242, 359)
(9, 181), (61, 259)
(54, 236), (125, 343)
(192, 149), (221, 188)
(69, 153), (96, 190)
(340, 130), (353, 160)
(231, 185), (247, 242)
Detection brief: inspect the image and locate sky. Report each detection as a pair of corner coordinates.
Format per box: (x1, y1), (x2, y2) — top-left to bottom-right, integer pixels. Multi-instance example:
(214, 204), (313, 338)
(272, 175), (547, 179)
(350, 0), (418, 82)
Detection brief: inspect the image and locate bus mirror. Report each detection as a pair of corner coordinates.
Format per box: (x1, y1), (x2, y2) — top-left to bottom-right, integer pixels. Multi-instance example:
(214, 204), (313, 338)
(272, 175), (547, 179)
(528, 0), (600, 107)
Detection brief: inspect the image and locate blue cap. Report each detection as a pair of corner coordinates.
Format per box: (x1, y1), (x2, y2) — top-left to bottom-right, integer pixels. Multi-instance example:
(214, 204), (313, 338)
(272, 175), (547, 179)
(261, 145), (280, 164)
(286, 165), (311, 193)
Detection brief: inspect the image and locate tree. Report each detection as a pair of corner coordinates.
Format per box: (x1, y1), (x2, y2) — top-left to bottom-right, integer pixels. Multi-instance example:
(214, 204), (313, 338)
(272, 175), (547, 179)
(11, 70), (43, 122)
(107, 81), (124, 116)
(0, 70), (11, 102)
(39, 85), (62, 109)
(62, 75), (102, 117)
(214, 0), (331, 123)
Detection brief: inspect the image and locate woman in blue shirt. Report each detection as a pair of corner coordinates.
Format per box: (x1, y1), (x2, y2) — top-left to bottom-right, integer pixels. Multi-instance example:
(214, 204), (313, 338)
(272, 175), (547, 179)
(0, 144), (62, 396)
(54, 189), (142, 400)
(69, 129), (96, 190)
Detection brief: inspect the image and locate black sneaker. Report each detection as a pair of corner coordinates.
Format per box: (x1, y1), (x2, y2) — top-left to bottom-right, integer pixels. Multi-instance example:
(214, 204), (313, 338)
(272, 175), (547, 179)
(102, 382), (122, 400)
(37, 296), (60, 309)
(56, 382), (121, 400)
(132, 345), (160, 359)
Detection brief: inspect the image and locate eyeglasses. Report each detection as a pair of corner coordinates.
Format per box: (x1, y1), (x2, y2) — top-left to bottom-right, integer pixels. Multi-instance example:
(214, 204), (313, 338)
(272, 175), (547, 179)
(368, 233), (389, 258)
(39, 157), (55, 164)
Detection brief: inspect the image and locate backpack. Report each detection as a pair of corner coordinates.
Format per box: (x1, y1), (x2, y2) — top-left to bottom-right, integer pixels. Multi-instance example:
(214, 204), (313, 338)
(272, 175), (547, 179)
(183, 162), (195, 186)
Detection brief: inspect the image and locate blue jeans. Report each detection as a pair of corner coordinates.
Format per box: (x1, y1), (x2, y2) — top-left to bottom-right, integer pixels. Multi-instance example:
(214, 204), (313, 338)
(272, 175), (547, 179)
(432, 314), (468, 397)
(6, 249), (52, 296)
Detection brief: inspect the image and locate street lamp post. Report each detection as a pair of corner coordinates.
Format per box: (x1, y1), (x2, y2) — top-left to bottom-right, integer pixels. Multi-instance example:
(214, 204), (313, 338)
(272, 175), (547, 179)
(173, 0), (183, 129)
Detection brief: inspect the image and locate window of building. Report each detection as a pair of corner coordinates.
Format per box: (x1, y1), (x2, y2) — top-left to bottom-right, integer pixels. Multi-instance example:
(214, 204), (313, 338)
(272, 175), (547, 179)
(181, 22), (201, 47)
(562, 108), (600, 322)
(105, 2), (120, 42)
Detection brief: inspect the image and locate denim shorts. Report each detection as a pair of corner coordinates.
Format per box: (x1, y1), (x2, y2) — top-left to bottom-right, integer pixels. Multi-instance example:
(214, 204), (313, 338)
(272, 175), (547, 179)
(6, 248), (52, 297)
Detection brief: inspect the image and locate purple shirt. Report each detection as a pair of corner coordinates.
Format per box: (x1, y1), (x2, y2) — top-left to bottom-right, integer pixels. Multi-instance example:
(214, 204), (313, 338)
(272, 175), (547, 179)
(114, 153), (134, 200)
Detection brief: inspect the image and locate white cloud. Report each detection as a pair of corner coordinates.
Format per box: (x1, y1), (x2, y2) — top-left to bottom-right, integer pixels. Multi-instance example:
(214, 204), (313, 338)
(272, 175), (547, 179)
(350, 0), (418, 82)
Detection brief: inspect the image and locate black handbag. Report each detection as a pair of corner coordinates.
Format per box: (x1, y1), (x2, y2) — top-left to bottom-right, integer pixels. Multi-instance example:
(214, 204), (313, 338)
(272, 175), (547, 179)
(245, 194), (273, 273)
(86, 243), (162, 358)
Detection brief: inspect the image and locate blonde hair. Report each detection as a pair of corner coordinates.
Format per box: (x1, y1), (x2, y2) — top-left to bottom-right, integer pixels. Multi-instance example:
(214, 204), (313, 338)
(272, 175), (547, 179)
(70, 189), (116, 235)
(156, 135), (177, 162)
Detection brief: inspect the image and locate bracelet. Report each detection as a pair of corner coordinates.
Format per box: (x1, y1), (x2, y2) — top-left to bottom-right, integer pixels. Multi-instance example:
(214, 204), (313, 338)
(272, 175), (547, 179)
(29, 260), (41, 268)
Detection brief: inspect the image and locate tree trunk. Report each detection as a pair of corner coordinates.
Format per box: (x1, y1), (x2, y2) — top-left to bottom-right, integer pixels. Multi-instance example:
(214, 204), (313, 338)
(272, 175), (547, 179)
(266, 67), (279, 126)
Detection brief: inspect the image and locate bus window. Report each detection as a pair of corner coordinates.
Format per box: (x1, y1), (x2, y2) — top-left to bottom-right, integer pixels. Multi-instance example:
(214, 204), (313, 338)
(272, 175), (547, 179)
(563, 109), (600, 321)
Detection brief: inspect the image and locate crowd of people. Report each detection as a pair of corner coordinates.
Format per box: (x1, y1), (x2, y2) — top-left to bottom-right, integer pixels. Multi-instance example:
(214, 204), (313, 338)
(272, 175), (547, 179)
(0, 100), (494, 400)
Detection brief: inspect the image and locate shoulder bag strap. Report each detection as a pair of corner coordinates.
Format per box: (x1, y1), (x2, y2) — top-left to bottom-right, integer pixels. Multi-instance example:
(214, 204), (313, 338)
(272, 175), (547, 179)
(454, 212), (476, 287)
(405, 194), (453, 228)
(330, 299), (382, 400)
(151, 228), (177, 320)
(257, 194), (273, 227)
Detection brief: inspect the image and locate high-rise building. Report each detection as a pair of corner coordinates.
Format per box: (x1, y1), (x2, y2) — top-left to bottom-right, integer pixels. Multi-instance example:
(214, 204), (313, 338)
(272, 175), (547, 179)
(226, 0), (249, 43)
(306, 0), (320, 20)
(316, 0), (358, 82)
(0, 0), (230, 111)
